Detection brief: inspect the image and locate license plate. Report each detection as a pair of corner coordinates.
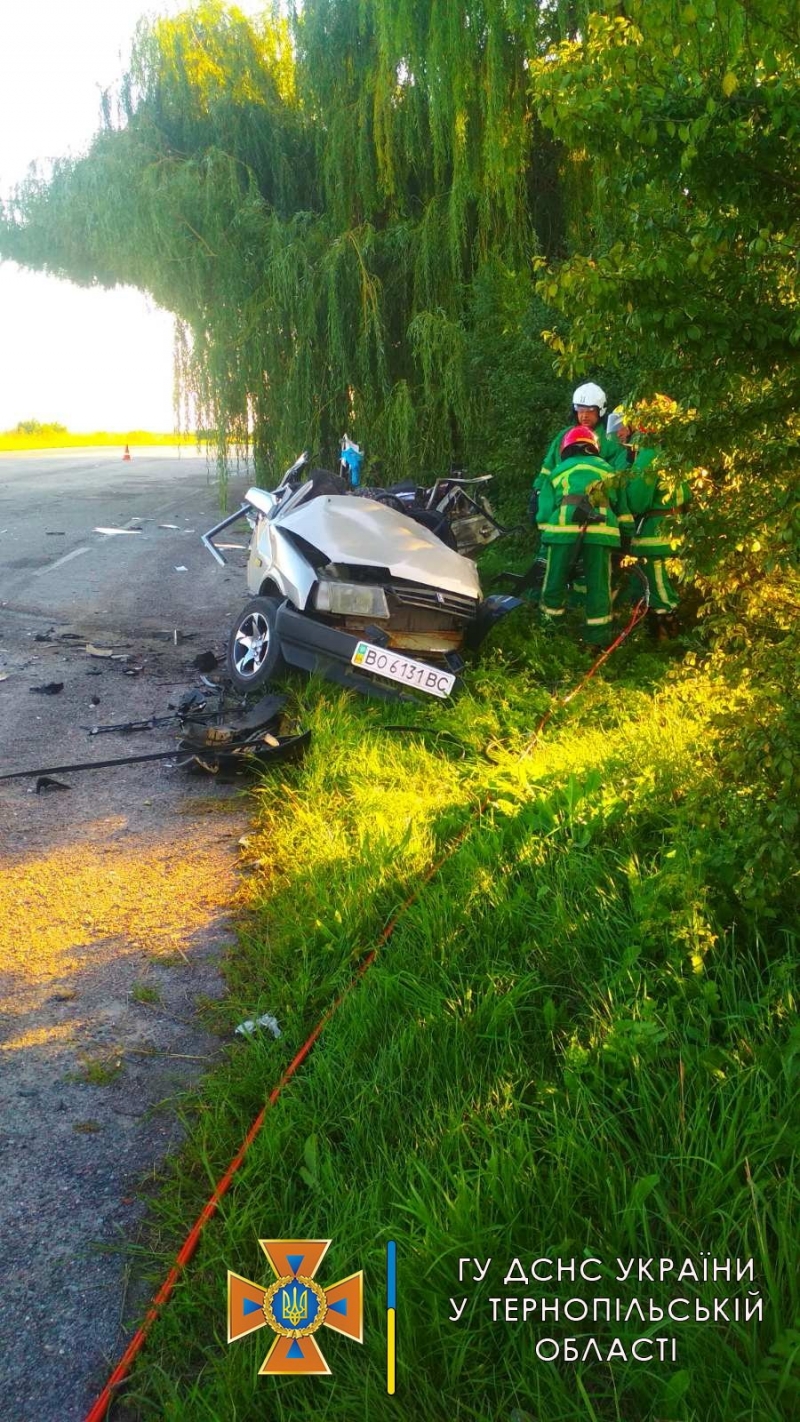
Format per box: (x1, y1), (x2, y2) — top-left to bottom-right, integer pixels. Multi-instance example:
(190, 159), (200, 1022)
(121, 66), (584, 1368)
(351, 641), (456, 698)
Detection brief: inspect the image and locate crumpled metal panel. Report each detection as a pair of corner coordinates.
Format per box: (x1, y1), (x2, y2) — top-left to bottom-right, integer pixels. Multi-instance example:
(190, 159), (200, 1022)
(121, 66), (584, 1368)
(276, 495), (481, 600)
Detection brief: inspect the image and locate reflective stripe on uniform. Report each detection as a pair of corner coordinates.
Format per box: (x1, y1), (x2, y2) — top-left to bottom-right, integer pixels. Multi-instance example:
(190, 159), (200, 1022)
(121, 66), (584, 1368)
(654, 560), (678, 610)
(541, 546), (567, 616)
(555, 461), (606, 479)
(539, 523), (620, 539)
(631, 535), (676, 550)
(586, 614), (613, 626)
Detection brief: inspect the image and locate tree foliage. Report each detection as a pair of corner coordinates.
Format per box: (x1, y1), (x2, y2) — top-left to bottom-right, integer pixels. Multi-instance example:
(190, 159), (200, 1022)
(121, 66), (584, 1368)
(11, 419), (67, 435)
(0, 0), (797, 633)
(0, 1), (574, 483)
(529, 0), (799, 627)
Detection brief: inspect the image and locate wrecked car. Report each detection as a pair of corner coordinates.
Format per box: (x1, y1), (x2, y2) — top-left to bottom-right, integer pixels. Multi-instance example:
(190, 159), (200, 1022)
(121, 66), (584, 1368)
(202, 453), (519, 700)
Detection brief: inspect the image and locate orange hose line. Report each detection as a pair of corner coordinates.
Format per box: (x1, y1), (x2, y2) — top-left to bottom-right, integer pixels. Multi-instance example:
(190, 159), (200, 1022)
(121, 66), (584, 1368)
(83, 603), (646, 1421)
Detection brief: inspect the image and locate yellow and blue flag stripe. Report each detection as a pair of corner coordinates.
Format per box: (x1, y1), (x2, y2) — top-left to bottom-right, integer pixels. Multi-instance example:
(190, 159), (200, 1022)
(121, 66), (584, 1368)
(387, 1241), (397, 1394)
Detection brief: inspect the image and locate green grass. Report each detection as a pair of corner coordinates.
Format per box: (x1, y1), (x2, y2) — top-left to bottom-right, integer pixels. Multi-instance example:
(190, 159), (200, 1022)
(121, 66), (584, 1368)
(0, 429), (192, 451)
(115, 606), (798, 1421)
(131, 983), (162, 1006)
(71, 1051), (125, 1086)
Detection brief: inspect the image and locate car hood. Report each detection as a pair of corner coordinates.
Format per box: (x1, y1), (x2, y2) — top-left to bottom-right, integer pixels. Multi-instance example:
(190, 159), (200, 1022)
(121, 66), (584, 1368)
(276, 494), (482, 599)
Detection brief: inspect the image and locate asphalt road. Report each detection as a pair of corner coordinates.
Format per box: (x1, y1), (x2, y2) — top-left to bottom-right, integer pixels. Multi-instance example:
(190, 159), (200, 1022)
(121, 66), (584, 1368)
(0, 450), (257, 1420)
(0, 446), (248, 628)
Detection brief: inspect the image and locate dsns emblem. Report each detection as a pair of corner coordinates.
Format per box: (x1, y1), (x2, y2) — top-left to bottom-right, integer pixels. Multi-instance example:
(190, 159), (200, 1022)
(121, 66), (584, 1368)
(228, 1239), (363, 1375)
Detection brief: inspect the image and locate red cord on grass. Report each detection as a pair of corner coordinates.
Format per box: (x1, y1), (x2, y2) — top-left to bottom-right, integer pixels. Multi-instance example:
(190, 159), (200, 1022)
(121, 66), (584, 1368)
(83, 603), (646, 1421)
(541, 599), (649, 724)
(83, 955), (377, 1422)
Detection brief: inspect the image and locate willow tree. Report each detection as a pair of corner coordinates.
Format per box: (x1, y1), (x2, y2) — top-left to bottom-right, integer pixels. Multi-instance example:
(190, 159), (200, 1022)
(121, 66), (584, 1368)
(0, 0), (582, 484)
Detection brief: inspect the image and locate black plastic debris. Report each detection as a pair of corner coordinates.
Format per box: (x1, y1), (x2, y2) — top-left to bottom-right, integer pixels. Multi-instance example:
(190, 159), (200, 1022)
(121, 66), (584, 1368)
(86, 713), (178, 737)
(176, 727), (310, 776)
(237, 692), (287, 730)
(191, 650), (219, 673)
(90, 696), (101, 707)
(172, 688), (209, 716)
(30, 682), (64, 695)
(175, 691), (303, 776)
(35, 776), (70, 792)
(1, 749), (184, 782)
(0, 685), (307, 784)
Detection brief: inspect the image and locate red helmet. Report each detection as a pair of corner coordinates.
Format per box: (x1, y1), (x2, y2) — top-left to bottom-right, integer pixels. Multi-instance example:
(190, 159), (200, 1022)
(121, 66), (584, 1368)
(561, 424), (599, 456)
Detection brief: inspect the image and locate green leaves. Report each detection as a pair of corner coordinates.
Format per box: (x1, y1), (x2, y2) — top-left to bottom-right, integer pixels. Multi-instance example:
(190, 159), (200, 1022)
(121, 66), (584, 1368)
(721, 70), (739, 97)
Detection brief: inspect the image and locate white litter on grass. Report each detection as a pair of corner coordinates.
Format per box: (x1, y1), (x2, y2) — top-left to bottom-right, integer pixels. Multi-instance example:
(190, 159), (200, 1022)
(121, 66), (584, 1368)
(235, 1013), (281, 1039)
(175, 565), (188, 572)
(159, 523), (179, 529)
(94, 526), (141, 535)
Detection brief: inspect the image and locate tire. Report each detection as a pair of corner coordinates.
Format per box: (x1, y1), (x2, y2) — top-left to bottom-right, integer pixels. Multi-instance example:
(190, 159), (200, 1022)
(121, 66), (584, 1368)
(227, 595), (285, 692)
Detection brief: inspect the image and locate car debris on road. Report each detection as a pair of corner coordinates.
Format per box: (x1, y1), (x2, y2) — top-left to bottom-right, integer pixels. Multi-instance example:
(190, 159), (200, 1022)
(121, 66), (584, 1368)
(86, 644), (128, 660)
(1, 682), (309, 784)
(34, 776), (70, 793)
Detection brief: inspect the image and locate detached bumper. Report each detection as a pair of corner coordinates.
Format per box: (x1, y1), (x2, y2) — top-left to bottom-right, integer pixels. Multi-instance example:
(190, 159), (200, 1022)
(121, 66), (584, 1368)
(275, 604), (458, 701)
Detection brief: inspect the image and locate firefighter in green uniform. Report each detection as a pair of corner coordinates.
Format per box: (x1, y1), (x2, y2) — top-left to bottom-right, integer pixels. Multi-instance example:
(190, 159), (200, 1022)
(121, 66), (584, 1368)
(608, 408), (691, 635)
(531, 384), (630, 614)
(537, 424), (623, 645)
(543, 382), (629, 476)
(541, 382), (625, 473)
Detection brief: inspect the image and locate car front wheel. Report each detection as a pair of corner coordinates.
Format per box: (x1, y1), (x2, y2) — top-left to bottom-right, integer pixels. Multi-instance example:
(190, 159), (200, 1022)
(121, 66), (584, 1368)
(227, 595), (285, 691)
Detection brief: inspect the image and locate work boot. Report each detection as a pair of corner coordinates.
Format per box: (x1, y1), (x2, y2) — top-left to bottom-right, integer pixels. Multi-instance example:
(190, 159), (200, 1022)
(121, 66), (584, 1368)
(581, 627), (614, 650)
(647, 610), (680, 640)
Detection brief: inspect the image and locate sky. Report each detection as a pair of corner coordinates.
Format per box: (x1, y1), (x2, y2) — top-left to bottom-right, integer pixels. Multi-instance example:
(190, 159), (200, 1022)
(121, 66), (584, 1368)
(0, 1), (263, 432)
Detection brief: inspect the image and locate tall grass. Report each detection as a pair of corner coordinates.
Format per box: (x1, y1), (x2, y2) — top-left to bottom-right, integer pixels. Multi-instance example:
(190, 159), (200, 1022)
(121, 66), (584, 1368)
(117, 619), (798, 1421)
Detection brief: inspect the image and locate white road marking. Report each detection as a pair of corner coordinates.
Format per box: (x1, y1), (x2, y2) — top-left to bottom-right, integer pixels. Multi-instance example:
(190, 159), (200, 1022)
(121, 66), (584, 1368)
(34, 545), (90, 576)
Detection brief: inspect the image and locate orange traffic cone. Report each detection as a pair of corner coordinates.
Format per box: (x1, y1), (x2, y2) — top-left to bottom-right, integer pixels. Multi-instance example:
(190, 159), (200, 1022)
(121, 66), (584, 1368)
(122, 444), (131, 461)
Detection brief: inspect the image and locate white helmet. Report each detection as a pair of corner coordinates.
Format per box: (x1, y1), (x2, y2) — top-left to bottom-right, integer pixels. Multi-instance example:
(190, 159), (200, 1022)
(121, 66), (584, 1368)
(572, 381), (607, 417)
(606, 409), (625, 436)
